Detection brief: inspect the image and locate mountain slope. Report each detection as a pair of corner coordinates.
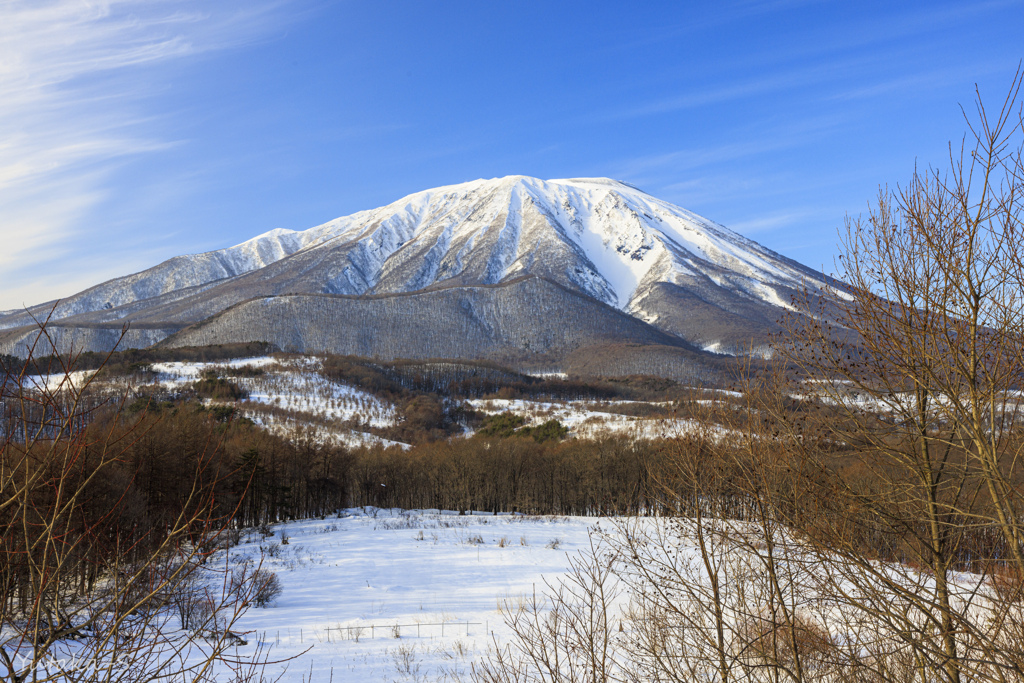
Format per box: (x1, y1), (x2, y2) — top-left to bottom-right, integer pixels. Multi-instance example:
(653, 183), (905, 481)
(155, 277), (722, 383)
(0, 176), (839, 363)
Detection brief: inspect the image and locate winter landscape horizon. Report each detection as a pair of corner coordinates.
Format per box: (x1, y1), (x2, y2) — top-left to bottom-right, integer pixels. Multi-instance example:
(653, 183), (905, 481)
(4, 3), (1024, 683)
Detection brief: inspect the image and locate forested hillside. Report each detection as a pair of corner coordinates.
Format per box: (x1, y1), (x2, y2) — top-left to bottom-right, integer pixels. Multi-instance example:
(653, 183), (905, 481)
(159, 277), (725, 382)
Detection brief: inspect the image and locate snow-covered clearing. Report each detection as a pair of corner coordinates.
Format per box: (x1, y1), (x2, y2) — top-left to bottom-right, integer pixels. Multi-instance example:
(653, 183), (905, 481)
(20, 355), (742, 447)
(198, 511), (1001, 683)
(5, 509), (1004, 682)
(244, 367), (395, 429)
(252, 415), (409, 450)
(149, 356), (281, 384)
(210, 510), (606, 682)
(21, 369), (96, 393)
(150, 356), (404, 449)
(469, 397), (706, 440)
(144, 357), (727, 445)
(793, 379), (1024, 420)
(523, 371), (567, 379)
(153, 356), (394, 428)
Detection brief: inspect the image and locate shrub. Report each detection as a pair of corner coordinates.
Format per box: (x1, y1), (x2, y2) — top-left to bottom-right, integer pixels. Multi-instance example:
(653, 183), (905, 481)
(520, 419), (569, 442)
(251, 569), (282, 607)
(477, 412), (526, 437)
(192, 377), (248, 401)
(173, 577), (216, 632)
(224, 364), (266, 378)
(477, 414), (568, 442)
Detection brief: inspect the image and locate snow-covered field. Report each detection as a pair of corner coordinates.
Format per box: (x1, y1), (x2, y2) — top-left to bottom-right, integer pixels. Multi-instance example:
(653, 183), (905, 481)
(149, 356), (404, 448)
(21, 369), (97, 393)
(469, 397), (703, 440)
(20, 355), (729, 447)
(195, 509), (1001, 683)
(211, 510), (606, 682)
(152, 357), (394, 426)
(5, 507), (1003, 682)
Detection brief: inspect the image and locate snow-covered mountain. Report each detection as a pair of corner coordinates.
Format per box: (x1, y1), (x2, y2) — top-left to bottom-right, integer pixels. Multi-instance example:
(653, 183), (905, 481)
(0, 176), (838, 362)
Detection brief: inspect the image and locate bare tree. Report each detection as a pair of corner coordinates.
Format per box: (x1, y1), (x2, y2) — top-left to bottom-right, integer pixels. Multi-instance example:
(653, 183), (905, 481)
(472, 533), (631, 683)
(0, 323), (274, 682)
(771, 69), (1024, 683)
(473, 72), (1024, 683)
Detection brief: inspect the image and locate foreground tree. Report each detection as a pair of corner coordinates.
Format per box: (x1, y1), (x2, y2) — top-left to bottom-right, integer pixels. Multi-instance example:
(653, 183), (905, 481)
(772, 69), (1024, 682)
(472, 73), (1024, 683)
(1, 326), (273, 683)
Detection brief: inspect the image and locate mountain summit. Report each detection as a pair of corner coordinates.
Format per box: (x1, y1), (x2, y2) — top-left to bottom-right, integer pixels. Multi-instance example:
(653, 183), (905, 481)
(0, 176), (837, 375)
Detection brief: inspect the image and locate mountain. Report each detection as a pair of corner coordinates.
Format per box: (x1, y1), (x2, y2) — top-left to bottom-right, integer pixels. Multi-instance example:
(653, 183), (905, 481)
(0, 176), (839, 374)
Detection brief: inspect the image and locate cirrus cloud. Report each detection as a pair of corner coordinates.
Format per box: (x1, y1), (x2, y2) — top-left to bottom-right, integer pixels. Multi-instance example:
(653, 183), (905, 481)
(0, 0), (298, 311)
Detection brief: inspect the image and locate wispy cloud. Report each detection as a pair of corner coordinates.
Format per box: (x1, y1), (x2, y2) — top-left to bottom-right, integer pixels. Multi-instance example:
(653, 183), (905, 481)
(610, 113), (845, 187)
(589, 1), (1018, 126)
(596, 52), (912, 124)
(827, 62), (1006, 102)
(658, 176), (773, 209)
(727, 209), (819, 235)
(591, 0), (827, 57)
(0, 0), (297, 310)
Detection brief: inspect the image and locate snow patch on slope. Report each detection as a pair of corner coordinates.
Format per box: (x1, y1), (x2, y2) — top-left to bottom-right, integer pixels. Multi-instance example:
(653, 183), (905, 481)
(468, 397), (724, 441)
(149, 356), (403, 448)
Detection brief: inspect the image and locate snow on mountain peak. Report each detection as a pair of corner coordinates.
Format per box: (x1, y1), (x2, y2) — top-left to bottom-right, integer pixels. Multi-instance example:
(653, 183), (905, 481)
(0, 175), (831, 352)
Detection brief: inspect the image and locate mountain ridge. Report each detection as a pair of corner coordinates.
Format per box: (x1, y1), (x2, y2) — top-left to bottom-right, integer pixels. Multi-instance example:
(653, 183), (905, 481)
(0, 176), (841, 369)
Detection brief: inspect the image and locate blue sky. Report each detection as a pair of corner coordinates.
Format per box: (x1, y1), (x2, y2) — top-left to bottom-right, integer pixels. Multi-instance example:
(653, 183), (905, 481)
(2, 0), (1022, 311)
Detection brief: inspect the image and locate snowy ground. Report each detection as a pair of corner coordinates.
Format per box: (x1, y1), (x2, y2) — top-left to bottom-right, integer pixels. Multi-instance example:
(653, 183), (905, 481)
(134, 356), (720, 445)
(21, 369), (97, 393)
(149, 356), (280, 385)
(21, 355), (730, 447)
(150, 356), (405, 449)
(211, 509), (606, 682)
(468, 397), (704, 440)
(198, 510), (998, 683)
(4, 509), (999, 682)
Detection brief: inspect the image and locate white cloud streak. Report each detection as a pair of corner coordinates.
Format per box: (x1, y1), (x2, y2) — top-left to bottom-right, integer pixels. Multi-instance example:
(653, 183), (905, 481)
(0, 0), (296, 310)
